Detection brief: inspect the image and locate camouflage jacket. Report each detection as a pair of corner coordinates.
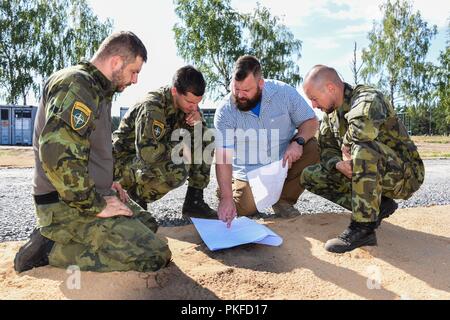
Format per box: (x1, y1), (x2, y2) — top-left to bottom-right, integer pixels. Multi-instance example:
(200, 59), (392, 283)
(113, 86), (203, 172)
(32, 61), (115, 215)
(319, 83), (424, 173)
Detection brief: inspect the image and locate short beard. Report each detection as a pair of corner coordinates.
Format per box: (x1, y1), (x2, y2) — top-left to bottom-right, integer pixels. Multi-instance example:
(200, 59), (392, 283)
(324, 102), (337, 114)
(233, 88), (262, 112)
(111, 64), (128, 92)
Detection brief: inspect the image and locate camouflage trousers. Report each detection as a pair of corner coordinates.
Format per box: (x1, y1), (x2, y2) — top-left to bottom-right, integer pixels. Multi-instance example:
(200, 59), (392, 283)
(300, 141), (424, 223)
(116, 158), (211, 204)
(35, 195), (172, 272)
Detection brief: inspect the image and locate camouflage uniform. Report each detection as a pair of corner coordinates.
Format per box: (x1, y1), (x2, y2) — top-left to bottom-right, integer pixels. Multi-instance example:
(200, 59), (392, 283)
(112, 86), (212, 203)
(32, 61), (171, 272)
(300, 83), (424, 223)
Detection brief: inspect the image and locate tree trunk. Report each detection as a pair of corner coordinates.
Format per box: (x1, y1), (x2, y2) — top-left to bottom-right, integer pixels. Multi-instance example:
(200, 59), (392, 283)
(390, 82), (395, 110)
(22, 89), (27, 106)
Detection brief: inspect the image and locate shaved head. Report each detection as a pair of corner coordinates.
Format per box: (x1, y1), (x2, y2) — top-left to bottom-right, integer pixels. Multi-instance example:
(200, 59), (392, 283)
(304, 65), (342, 90)
(303, 65), (345, 114)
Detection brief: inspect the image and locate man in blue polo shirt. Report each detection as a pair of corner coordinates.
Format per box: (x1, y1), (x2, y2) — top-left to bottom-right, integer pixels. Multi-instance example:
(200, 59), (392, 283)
(214, 55), (320, 224)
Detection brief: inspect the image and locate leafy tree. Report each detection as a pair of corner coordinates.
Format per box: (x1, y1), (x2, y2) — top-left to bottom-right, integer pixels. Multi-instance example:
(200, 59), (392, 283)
(407, 23), (449, 135)
(173, 0), (302, 100)
(406, 103), (431, 135)
(433, 23), (450, 135)
(37, 0), (113, 77)
(243, 4), (302, 88)
(173, 0), (242, 99)
(361, 0), (437, 110)
(0, 0), (113, 105)
(0, 0), (40, 104)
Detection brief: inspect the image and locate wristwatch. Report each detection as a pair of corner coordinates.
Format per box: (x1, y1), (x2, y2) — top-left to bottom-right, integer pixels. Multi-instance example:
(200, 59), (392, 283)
(293, 136), (305, 146)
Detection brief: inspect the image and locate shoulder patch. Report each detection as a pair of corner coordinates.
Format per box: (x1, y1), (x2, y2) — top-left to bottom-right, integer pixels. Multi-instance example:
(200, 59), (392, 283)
(152, 119), (166, 141)
(71, 101), (92, 131)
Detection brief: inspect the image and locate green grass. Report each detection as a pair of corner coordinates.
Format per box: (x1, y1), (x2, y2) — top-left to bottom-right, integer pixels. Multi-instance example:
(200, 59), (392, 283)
(419, 152), (450, 158)
(412, 136), (450, 144)
(0, 150), (14, 157)
(0, 148), (31, 157)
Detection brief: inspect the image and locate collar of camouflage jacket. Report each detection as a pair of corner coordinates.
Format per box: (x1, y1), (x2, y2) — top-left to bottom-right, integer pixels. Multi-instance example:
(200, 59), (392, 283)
(79, 60), (115, 98)
(341, 82), (354, 114)
(162, 86), (187, 122)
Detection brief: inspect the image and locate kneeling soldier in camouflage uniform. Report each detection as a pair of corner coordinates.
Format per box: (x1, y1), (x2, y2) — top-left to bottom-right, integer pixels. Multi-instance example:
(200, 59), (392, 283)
(112, 66), (216, 219)
(301, 65), (424, 253)
(14, 31), (171, 273)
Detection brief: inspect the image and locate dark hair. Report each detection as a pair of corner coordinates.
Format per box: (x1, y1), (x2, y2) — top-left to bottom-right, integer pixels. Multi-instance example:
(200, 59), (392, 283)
(172, 65), (206, 97)
(233, 55), (262, 81)
(95, 31), (147, 63)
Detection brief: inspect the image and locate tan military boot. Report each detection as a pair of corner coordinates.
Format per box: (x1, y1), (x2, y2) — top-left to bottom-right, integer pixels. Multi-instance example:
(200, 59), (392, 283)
(272, 200), (300, 218)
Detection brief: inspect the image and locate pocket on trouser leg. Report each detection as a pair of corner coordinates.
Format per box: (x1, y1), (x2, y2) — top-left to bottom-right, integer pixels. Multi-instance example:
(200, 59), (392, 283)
(55, 218), (135, 272)
(71, 220), (110, 253)
(96, 217), (171, 272)
(135, 235), (172, 272)
(36, 201), (77, 244)
(48, 241), (96, 270)
(35, 203), (53, 228)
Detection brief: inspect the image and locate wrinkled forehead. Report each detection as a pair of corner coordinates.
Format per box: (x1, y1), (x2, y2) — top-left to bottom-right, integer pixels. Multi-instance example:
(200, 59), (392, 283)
(125, 56), (144, 71)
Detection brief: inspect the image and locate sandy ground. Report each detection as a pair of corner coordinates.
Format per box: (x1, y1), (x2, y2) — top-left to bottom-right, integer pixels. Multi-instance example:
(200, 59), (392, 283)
(1, 205), (449, 300)
(0, 147), (34, 168)
(1, 138), (449, 168)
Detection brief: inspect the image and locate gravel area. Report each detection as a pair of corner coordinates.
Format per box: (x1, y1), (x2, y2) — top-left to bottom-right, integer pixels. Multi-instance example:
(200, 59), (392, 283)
(1, 159), (449, 242)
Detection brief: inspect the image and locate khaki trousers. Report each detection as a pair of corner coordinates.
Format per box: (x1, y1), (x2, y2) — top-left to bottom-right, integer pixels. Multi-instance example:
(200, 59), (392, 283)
(233, 138), (320, 216)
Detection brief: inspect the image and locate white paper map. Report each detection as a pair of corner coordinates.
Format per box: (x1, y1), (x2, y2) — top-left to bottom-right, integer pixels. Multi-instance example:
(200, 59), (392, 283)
(191, 217), (283, 251)
(247, 160), (288, 212)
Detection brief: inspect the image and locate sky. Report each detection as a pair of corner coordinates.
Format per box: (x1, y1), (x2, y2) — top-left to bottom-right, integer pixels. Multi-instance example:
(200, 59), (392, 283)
(78, 0), (450, 116)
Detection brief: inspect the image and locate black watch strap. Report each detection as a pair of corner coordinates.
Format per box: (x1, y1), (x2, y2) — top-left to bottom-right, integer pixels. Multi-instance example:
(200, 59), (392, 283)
(293, 136), (305, 146)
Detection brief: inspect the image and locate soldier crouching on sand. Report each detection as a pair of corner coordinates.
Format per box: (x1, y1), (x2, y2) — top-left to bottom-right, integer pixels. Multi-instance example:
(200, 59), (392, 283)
(301, 65), (424, 253)
(112, 66), (216, 219)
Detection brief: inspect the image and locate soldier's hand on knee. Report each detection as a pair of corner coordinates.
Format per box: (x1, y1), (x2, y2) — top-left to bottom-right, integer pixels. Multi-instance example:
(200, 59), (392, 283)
(111, 182), (129, 203)
(97, 196), (133, 218)
(336, 160), (353, 179)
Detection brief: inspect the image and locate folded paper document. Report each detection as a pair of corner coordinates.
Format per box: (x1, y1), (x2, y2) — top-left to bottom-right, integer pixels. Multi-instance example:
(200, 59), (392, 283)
(191, 217), (283, 251)
(247, 159), (288, 212)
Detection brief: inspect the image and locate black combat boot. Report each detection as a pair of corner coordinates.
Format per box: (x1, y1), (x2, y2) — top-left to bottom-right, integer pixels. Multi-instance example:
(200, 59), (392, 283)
(14, 228), (54, 273)
(182, 186), (217, 219)
(325, 221), (377, 253)
(376, 196), (398, 227)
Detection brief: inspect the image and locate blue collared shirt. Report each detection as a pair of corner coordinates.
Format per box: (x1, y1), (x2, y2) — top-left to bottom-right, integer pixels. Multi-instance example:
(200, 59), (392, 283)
(214, 79), (316, 181)
(251, 101), (261, 117)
